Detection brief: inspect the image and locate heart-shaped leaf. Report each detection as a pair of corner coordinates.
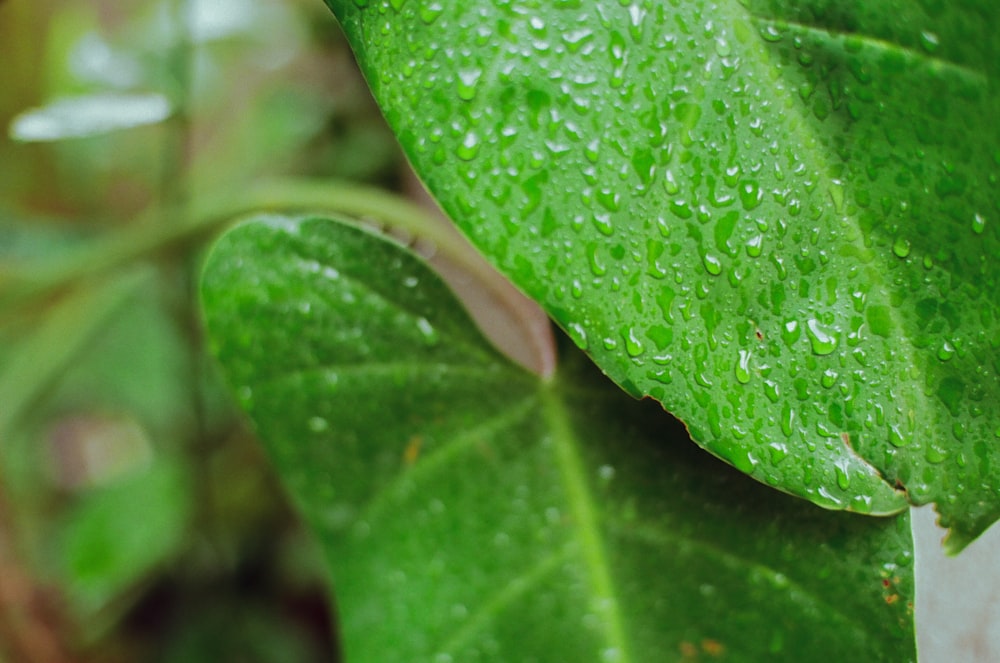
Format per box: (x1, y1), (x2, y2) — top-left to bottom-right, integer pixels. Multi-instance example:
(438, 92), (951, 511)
(323, 0), (1000, 550)
(201, 215), (914, 662)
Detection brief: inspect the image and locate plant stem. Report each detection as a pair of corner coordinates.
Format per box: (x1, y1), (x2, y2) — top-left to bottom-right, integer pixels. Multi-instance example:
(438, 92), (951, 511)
(2, 179), (501, 312)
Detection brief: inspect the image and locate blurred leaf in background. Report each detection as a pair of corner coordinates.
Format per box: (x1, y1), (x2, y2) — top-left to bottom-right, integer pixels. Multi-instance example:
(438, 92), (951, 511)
(0, 0), (404, 659)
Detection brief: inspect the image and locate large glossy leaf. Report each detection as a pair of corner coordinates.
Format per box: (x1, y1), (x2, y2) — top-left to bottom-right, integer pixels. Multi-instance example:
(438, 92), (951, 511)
(323, 0), (1000, 550)
(201, 215), (915, 662)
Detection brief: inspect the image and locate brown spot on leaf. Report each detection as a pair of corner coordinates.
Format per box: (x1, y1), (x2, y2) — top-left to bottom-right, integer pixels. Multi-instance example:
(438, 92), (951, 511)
(702, 639), (725, 656)
(404, 436), (422, 465)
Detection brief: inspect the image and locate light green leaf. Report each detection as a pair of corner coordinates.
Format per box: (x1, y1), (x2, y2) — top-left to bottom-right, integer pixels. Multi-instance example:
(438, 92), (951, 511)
(9, 92), (171, 141)
(323, 0), (1000, 550)
(201, 215), (915, 662)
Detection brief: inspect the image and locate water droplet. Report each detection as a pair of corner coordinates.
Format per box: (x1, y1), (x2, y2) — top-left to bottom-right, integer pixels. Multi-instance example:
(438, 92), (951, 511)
(892, 236), (911, 258)
(739, 180), (763, 210)
(919, 30), (940, 53)
(763, 380), (780, 403)
(735, 350), (752, 384)
(587, 243), (607, 275)
(759, 24), (782, 42)
(781, 320), (801, 347)
(780, 404), (795, 437)
(416, 317), (439, 344)
(419, 3), (444, 23)
(592, 213), (615, 235)
(768, 441), (788, 464)
(937, 341), (955, 361)
(567, 322), (589, 350)
(624, 327), (645, 357)
(702, 253), (723, 275)
(829, 181), (845, 213)
(457, 68), (482, 101)
(664, 169), (680, 195)
(821, 369), (837, 388)
(456, 132), (480, 160)
(746, 234), (763, 257)
(925, 444), (948, 464)
(834, 459), (851, 490)
(972, 213), (987, 234)
(888, 424), (909, 448)
(805, 319), (838, 355)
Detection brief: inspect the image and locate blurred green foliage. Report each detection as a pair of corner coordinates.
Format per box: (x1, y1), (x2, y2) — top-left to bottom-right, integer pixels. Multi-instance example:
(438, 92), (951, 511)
(0, 0), (403, 659)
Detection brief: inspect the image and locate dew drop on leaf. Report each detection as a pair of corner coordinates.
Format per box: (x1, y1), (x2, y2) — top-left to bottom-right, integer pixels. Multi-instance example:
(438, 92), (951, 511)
(972, 213), (987, 235)
(888, 424), (909, 448)
(781, 320), (801, 347)
(768, 441), (788, 464)
(937, 341), (955, 361)
(821, 369), (837, 389)
(457, 68), (482, 101)
(567, 321), (589, 350)
(780, 404), (795, 437)
(735, 349), (752, 384)
(763, 380), (780, 403)
(919, 30), (940, 52)
(419, 2), (444, 24)
(891, 236), (911, 258)
(805, 319), (838, 355)
(456, 132), (480, 160)
(738, 180), (762, 210)
(416, 317), (439, 344)
(835, 459), (851, 490)
(623, 327), (645, 358)
(702, 252), (723, 276)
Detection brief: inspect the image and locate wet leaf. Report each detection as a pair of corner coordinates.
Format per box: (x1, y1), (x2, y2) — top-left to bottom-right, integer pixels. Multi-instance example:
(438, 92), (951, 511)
(324, 0), (1000, 550)
(201, 215), (915, 662)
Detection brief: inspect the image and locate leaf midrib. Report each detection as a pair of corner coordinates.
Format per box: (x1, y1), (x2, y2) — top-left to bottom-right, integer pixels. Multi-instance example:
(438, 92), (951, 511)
(541, 384), (631, 663)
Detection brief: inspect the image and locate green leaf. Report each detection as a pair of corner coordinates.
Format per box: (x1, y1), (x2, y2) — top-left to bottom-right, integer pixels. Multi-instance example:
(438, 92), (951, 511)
(57, 457), (193, 617)
(323, 0), (1000, 550)
(201, 215), (915, 662)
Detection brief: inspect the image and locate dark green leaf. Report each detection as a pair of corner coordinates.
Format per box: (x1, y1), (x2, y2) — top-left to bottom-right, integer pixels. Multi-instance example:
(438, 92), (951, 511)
(201, 215), (915, 662)
(324, 0), (1000, 551)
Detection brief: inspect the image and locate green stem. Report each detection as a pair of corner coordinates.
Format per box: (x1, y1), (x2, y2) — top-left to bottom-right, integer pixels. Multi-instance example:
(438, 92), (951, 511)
(0, 178), (501, 314)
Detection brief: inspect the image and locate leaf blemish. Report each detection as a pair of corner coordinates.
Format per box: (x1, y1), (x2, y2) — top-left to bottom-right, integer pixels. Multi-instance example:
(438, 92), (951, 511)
(404, 435), (423, 466)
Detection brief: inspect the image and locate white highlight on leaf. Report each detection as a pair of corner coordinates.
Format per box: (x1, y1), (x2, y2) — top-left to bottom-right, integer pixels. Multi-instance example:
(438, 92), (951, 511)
(9, 93), (172, 142)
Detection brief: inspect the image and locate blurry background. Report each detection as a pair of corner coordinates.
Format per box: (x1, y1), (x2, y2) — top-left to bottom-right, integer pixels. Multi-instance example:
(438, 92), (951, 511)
(1, 1), (999, 662)
(0, 0), (404, 660)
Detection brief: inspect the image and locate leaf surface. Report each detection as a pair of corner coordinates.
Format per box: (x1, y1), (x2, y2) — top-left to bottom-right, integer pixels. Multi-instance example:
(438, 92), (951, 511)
(201, 215), (915, 662)
(324, 0), (1000, 549)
